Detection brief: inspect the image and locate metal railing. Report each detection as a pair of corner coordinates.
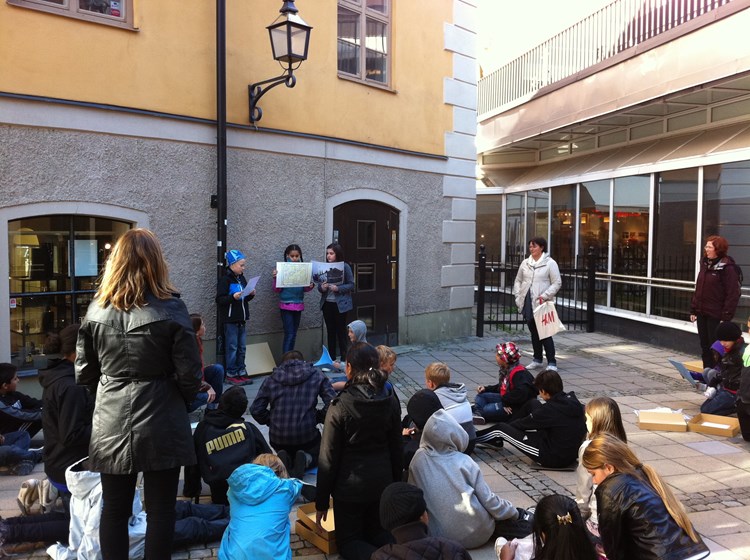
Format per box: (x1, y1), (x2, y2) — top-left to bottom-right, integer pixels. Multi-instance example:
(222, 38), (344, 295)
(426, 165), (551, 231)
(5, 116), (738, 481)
(475, 246), (596, 336)
(478, 0), (734, 115)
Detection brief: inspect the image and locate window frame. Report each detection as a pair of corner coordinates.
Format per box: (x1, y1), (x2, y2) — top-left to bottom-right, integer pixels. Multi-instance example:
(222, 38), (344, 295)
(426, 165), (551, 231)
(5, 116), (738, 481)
(337, 0), (392, 89)
(7, 0), (136, 31)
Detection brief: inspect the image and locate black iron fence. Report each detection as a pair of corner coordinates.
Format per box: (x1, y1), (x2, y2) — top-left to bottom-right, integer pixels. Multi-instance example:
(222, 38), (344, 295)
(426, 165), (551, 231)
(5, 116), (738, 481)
(475, 246), (595, 336)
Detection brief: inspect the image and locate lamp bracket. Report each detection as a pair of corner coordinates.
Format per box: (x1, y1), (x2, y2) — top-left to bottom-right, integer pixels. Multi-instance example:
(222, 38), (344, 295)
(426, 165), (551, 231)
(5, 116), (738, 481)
(248, 70), (297, 124)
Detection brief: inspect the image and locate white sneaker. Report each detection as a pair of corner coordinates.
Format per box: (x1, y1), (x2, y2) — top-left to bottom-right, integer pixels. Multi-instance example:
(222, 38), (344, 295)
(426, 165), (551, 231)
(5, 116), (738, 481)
(547, 364), (558, 372)
(527, 361), (543, 370)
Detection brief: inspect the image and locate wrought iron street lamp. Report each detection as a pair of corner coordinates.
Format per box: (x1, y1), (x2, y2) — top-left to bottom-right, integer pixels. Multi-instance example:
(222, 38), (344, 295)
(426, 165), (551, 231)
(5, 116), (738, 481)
(248, 1), (312, 124)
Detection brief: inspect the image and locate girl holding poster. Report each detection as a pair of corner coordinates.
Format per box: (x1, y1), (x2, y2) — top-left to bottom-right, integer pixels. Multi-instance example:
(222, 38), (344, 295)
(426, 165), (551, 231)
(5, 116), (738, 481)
(272, 244), (315, 353)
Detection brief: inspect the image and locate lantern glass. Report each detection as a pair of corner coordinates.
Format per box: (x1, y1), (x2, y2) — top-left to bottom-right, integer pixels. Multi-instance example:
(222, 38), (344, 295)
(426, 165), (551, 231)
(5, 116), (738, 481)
(268, 14), (311, 64)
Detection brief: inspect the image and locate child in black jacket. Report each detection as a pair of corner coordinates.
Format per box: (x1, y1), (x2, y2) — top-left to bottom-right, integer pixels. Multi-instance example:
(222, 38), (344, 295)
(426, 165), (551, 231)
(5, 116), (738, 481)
(0, 363), (43, 437)
(477, 369), (586, 468)
(189, 387), (271, 504)
(215, 249), (255, 384)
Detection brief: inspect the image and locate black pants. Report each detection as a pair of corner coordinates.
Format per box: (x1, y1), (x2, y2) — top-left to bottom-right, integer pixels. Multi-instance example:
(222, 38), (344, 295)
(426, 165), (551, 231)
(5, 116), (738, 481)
(100, 467), (180, 560)
(526, 316), (556, 365)
(696, 314), (721, 368)
(334, 498), (393, 560)
(5, 511), (70, 544)
(322, 301), (349, 360)
(736, 399), (750, 442)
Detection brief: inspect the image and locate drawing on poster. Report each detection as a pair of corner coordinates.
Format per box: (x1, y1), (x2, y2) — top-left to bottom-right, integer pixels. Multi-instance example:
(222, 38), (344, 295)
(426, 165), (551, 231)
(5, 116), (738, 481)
(312, 261), (345, 285)
(276, 262), (313, 288)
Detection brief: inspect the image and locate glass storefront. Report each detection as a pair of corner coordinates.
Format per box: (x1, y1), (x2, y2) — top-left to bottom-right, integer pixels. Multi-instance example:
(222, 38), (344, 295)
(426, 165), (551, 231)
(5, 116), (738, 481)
(8, 215), (130, 371)
(476, 194), (502, 259)
(476, 159), (748, 325)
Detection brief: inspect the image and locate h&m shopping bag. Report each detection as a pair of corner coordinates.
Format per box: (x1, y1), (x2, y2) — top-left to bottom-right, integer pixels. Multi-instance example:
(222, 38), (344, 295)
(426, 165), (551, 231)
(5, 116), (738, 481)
(533, 301), (566, 340)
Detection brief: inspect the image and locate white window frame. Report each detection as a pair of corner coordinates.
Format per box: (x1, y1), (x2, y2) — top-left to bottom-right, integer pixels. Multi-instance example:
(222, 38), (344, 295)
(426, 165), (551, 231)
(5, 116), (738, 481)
(337, 0), (391, 89)
(7, 0), (136, 31)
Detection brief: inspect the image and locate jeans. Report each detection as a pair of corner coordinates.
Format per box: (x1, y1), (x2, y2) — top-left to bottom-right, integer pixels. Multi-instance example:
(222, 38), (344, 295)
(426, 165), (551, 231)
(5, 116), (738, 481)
(527, 316), (556, 365)
(223, 322), (246, 376)
(700, 387), (737, 416)
(280, 309), (302, 353)
(188, 364), (224, 412)
(0, 430), (39, 465)
(696, 314), (721, 368)
(475, 392), (512, 422)
(100, 467), (180, 560)
(172, 501), (229, 548)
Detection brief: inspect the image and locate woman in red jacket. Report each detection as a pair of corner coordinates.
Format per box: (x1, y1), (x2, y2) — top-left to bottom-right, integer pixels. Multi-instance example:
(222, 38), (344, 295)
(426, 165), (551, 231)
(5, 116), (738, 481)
(690, 235), (740, 368)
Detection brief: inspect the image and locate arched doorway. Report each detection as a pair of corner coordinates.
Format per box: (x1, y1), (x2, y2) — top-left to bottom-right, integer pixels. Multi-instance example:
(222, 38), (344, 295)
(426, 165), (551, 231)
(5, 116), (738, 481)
(333, 200), (399, 346)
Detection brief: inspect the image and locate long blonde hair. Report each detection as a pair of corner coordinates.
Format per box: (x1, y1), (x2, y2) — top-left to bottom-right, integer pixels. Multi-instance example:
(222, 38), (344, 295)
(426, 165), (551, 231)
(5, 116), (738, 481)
(582, 434), (699, 542)
(96, 228), (177, 311)
(586, 397), (627, 443)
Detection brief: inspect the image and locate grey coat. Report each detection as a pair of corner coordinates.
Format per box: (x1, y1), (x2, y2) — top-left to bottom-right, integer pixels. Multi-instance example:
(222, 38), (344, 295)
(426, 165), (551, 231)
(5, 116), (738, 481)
(76, 294), (202, 474)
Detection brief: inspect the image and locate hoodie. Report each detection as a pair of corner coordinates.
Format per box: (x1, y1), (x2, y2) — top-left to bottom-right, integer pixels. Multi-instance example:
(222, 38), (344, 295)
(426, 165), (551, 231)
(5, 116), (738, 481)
(510, 391), (586, 468)
(250, 359), (335, 446)
(408, 410), (518, 549)
(433, 383), (476, 447)
(348, 320), (368, 343)
(38, 358), (94, 484)
(219, 464), (302, 560)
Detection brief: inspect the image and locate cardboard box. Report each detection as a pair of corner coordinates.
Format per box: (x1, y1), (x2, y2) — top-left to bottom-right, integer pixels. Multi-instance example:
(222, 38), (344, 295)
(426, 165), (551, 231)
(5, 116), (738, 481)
(295, 520), (337, 554)
(638, 411), (687, 432)
(687, 413), (741, 437)
(295, 502), (336, 554)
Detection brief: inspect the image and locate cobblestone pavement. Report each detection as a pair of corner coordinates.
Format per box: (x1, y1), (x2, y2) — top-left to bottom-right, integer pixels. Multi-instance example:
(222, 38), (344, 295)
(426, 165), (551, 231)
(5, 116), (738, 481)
(2, 328), (750, 559)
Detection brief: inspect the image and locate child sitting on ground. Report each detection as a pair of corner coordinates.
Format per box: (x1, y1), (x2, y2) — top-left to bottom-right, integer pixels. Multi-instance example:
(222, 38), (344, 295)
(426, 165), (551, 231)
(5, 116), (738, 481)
(582, 434), (709, 560)
(425, 362), (476, 454)
(476, 369), (586, 469)
(218, 454), (302, 560)
(401, 389), (443, 471)
(473, 342), (538, 425)
(701, 321), (746, 416)
(191, 387), (272, 504)
(0, 363), (43, 437)
(409, 409), (533, 549)
(189, 313), (224, 412)
(575, 396), (627, 547)
(372, 481), (471, 559)
(0, 430), (43, 477)
(377, 345), (397, 377)
(250, 350), (335, 479)
(497, 494), (598, 560)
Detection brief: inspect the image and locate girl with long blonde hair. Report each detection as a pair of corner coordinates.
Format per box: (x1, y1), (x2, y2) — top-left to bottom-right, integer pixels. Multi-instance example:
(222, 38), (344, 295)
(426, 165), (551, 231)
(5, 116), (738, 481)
(77, 228), (201, 560)
(581, 434), (709, 560)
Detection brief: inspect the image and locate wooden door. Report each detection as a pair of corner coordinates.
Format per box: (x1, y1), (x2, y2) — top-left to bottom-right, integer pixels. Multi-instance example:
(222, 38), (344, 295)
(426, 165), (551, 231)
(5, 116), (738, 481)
(333, 200), (399, 346)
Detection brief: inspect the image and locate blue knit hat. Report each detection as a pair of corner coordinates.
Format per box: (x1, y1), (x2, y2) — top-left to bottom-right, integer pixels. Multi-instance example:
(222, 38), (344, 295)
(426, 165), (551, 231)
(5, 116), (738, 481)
(225, 250), (246, 266)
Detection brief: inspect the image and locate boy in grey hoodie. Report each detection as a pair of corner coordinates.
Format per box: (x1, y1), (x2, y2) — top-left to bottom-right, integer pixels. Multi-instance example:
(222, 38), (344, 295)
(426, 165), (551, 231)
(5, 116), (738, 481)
(408, 409), (532, 549)
(425, 362), (476, 454)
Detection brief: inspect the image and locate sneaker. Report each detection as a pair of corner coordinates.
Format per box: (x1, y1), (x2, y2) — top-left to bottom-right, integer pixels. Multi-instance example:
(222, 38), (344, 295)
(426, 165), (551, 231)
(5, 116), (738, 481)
(527, 360), (543, 370)
(10, 461), (35, 478)
(475, 437), (504, 449)
(547, 363), (558, 372)
(238, 375), (254, 385)
(225, 375), (245, 386)
(472, 414), (487, 426)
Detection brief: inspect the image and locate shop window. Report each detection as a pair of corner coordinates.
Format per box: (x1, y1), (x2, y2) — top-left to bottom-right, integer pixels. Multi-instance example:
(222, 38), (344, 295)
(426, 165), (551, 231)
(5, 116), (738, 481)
(8, 215), (130, 371)
(337, 0), (390, 87)
(506, 194), (525, 265)
(579, 180), (611, 306)
(611, 176), (650, 313)
(7, 0), (135, 29)
(476, 195), (502, 260)
(651, 169), (699, 320)
(550, 185), (576, 265)
(526, 189), (549, 250)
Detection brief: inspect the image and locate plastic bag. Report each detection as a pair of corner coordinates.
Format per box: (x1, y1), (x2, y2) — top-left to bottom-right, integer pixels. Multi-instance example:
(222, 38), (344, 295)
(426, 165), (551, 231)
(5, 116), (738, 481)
(533, 301), (566, 340)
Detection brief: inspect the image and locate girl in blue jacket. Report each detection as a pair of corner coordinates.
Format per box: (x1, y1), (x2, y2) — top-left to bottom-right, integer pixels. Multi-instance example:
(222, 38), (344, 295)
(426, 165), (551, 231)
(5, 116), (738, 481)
(272, 244), (314, 353)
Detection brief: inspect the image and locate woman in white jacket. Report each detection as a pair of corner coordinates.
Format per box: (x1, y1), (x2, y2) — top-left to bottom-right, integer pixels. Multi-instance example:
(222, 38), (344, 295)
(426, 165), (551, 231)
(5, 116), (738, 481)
(513, 237), (562, 371)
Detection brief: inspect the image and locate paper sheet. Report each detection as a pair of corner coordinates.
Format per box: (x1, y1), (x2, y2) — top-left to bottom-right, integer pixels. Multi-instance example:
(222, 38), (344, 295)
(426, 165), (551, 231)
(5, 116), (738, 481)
(239, 275), (260, 298)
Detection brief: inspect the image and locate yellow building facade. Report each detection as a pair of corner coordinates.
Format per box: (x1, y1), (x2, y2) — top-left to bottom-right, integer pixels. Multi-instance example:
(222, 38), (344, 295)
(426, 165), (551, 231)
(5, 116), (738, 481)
(0, 0), (478, 373)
